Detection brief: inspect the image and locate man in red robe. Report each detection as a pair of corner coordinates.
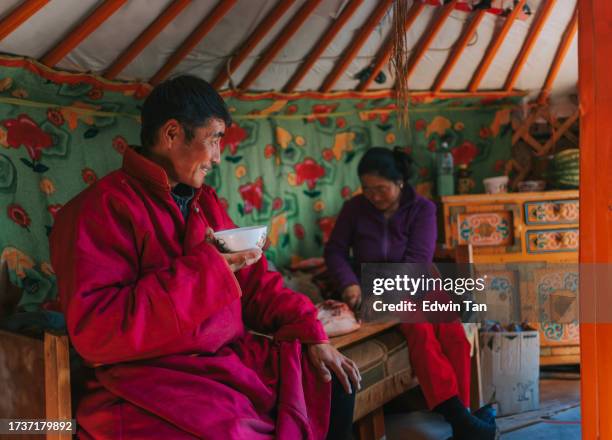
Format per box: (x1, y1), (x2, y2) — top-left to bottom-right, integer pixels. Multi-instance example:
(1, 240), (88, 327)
(50, 75), (360, 439)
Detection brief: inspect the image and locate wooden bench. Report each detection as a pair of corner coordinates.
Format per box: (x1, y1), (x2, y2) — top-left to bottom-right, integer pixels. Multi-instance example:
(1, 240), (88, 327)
(0, 329), (71, 440)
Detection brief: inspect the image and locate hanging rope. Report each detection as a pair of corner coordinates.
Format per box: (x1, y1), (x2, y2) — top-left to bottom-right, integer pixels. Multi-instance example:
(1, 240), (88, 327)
(390, 0), (411, 127)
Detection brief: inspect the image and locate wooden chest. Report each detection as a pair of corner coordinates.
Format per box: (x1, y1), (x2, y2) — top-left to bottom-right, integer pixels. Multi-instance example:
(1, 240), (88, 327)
(439, 190), (579, 365)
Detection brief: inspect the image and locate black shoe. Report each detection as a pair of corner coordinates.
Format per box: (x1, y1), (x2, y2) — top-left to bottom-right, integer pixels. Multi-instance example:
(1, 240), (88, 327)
(434, 397), (497, 440)
(473, 403), (497, 426)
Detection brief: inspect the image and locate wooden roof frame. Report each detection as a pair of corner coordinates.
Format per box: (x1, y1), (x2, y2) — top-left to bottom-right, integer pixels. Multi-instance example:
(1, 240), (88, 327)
(212, 0), (296, 90)
(319, 0), (394, 93)
(468, 0), (526, 92)
(41, 0), (127, 67)
(104, 0), (191, 80)
(0, 0), (49, 42)
(284, 0), (363, 93)
(356, 0), (425, 92)
(149, 0), (237, 86)
(537, 6), (578, 104)
(403, 0), (458, 85)
(0, 1), (575, 100)
(432, 8), (486, 92)
(238, 0), (322, 91)
(504, 0), (557, 92)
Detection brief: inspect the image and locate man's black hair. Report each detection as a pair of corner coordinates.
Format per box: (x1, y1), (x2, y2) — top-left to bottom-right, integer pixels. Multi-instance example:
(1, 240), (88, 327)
(140, 75), (232, 149)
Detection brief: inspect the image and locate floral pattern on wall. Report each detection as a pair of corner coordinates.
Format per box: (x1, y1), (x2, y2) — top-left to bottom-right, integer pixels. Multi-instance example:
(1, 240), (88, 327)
(0, 56), (517, 312)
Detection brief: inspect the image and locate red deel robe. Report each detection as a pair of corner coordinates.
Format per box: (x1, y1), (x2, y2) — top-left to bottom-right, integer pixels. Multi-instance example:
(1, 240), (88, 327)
(50, 148), (331, 439)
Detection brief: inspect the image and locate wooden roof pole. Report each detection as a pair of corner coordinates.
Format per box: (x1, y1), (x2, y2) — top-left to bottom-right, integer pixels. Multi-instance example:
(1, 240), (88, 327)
(41, 0), (127, 67)
(536, 6), (578, 105)
(238, 0), (322, 91)
(284, 0), (363, 93)
(504, 0), (556, 92)
(211, 0), (296, 89)
(149, 0), (237, 86)
(319, 0), (394, 93)
(404, 0), (458, 84)
(432, 9), (486, 93)
(0, 0), (49, 42)
(356, 1), (425, 92)
(104, 0), (191, 80)
(467, 0), (526, 92)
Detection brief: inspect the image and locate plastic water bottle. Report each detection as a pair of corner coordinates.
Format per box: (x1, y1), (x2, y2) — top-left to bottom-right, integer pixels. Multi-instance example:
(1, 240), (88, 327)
(436, 141), (455, 196)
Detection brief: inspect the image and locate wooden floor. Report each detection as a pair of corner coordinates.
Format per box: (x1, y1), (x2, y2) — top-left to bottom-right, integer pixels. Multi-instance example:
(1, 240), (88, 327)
(385, 368), (581, 440)
(499, 369), (581, 436)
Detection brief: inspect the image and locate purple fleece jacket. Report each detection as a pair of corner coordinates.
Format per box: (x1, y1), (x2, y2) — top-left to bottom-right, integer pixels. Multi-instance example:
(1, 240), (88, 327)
(324, 185), (437, 291)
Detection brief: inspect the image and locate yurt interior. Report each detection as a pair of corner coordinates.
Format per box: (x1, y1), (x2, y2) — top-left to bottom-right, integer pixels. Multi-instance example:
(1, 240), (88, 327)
(1, 1), (610, 439)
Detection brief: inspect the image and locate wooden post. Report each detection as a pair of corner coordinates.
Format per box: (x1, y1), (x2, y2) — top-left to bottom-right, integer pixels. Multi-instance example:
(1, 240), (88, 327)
(238, 0), (322, 91)
(284, 0), (363, 92)
(41, 0), (127, 67)
(578, 0), (612, 438)
(211, 0), (295, 90)
(149, 0), (237, 86)
(104, 0), (191, 80)
(44, 333), (71, 440)
(0, 0), (49, 42)
(354, 407), (385, 440)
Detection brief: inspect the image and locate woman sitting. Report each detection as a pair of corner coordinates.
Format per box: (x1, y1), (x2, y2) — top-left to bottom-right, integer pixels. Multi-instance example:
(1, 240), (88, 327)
(324, 147), (497, 440)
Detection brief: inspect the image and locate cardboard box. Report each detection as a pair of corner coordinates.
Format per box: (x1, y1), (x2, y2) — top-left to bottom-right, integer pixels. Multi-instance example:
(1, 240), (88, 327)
(479, 331), (540, 416)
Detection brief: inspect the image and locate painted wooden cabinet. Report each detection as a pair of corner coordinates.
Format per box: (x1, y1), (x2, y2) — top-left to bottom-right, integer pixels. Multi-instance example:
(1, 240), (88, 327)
(439, 191), (579, 365)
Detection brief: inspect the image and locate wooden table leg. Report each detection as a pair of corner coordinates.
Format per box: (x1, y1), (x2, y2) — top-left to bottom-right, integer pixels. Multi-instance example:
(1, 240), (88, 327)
(355, 407), (385, 440)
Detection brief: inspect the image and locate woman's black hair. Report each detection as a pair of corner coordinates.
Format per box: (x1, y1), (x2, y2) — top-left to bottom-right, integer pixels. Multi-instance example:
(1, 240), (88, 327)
(140, 74), (232, 149)
(357, 146), (413, 184)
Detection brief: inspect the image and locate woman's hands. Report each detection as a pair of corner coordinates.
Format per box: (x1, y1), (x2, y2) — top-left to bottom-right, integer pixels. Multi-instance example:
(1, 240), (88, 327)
(341, 284), (362, 311)
(307, 343), (361, 394)
(206, 227), (262, 271)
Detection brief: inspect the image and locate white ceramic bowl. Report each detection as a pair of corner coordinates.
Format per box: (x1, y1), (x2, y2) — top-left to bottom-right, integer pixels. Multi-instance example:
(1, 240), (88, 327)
(213, 225), (267, 252)
(483, 176), (509, 194)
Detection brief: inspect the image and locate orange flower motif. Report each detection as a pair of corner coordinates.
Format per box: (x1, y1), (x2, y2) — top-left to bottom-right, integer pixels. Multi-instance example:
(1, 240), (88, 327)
(0, 127), (7, 147)
(39, 177), (56, 195)
(1, 247), (34, 278)
(41, 262), (55, 276)
(11, 88), (28, 98)
(0, 77), (13, 92)
(313, 200), (325, 212)
(60, 101), (99, 131)
(235, 165), (247, 179)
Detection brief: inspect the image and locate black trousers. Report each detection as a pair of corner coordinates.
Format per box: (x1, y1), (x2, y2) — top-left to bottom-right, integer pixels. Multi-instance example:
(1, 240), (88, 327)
(327, 374), (356, 440)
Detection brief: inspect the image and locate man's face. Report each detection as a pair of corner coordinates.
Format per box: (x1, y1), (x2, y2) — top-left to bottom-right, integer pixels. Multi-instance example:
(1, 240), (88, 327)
(157, 118), (225, 188)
